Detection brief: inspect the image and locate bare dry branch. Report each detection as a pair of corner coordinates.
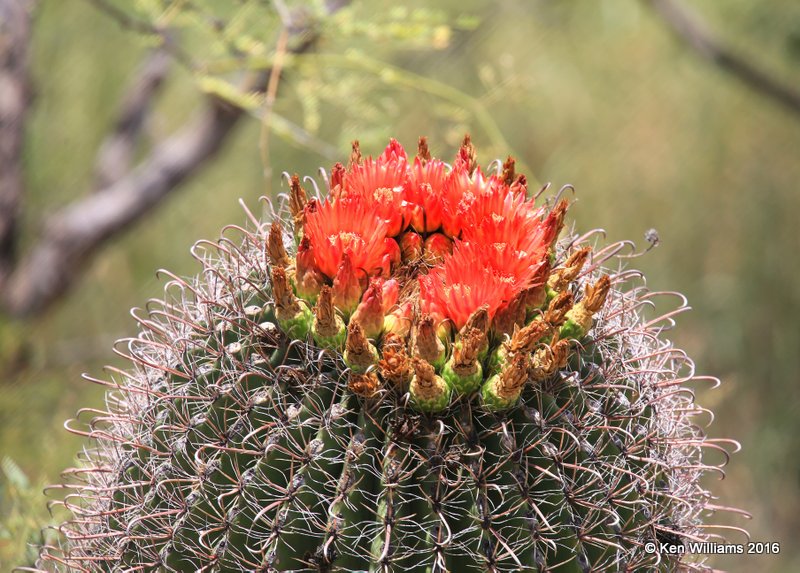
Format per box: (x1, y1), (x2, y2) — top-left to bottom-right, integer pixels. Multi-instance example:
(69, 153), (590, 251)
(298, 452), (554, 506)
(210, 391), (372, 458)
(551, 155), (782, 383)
(92, 48), (171, 191)
(648, 0), (800, 117)
(2, 98), (244, 316)
(0, 1), (350, 318)
(0, 0), (34, 285)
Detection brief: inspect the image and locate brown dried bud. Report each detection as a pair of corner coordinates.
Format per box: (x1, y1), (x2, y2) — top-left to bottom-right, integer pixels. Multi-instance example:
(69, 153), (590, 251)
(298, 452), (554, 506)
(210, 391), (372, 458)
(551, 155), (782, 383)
(523, 261), (551, 311)
(313, 286), (338, 337)
(531, 338), (570, 382)
(350, 140), (362, 166)
(348, 372), (381, 398)
(493, 290), (528, 336)
(330, 162), (345, 191)
(378, 334), (413, 390)
(452, 328), (483, 370)
(271, 267), (301, 318)
(459, 134), (477, 175)
(501, 156), (515, 186)
(584, 275), (611, 313)
(417, 136), (431, 163)
(546, 199), (570, 247)
(508, 320), (552, 355)
(561, 275), (612, 337)
(295, 197), (317, 241)
(344, 320), (378, 372)
(267, 221), (292, 268)
(463, 305), (490, 337)
(495, 352), (529, 399)
(289, 174), (307, 222)
(509, 174), (527, 196)
(544, 291), (574, 328)
(411, 357), (437, 389)
(413, 314), (446, 367)
(548, 247), (591, 293)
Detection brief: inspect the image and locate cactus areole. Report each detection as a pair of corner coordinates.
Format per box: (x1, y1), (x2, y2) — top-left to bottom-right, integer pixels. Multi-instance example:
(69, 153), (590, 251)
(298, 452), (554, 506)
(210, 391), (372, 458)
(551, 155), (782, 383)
(36, 137), (741, 572)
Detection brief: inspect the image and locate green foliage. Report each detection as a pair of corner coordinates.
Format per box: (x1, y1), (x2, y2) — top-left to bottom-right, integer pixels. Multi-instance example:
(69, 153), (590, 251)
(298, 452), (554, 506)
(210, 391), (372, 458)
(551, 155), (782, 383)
(0, 458), (59, 569)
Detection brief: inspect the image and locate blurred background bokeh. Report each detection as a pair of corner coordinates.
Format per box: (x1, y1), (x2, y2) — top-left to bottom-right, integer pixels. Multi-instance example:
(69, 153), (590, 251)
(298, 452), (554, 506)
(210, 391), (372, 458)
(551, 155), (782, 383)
(1, 0), (798, 570)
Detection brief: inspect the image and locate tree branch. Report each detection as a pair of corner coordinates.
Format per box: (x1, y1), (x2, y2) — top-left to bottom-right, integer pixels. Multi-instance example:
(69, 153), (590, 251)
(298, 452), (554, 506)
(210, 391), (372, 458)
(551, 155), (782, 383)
(0, 0), (34, 286)
(92, 48), (171, 191)
(648, 0), (800, 117)
(1, 2), (349, 318)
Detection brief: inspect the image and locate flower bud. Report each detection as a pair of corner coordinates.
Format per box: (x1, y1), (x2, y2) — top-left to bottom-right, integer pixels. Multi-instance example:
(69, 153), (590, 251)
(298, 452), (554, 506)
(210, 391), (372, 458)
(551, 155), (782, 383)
(384, 301), (413, 339)
(399, 231), (424, 262)
(294, 236), (325, 302)
(350, 280), (385, 339)
(422, 233), (453, 265)
(381, 238), (401, 278)
(380, 278), (399, 312)
(332, 253), (364, 317)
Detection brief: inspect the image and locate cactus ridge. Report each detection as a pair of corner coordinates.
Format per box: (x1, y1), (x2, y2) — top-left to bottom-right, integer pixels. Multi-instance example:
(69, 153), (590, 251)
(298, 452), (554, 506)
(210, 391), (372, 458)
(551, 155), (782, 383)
(33, 143), (742, 572)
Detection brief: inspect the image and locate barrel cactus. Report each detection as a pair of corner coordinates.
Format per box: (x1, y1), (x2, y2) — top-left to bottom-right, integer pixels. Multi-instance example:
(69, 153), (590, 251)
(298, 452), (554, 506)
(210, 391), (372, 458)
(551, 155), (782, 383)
(33, 137), (740, 572)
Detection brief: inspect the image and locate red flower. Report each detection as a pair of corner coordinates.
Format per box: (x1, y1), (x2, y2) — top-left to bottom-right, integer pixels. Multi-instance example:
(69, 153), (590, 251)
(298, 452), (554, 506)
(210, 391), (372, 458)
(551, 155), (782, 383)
(305, 196), (390, 279)
(341, 139), (410, 236)
(440, 164), (510, 238)
(419, 196), (556, 329)
(419, 242), (514, 329)
(302, 139), (562, 335)
(461, 193), (554, 284)
(405, 157), (448, 233)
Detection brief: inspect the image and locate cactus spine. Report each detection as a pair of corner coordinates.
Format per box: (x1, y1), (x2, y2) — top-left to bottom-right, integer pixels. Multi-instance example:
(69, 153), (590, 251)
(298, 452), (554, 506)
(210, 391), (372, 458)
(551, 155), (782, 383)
(33, 138), (741, 572)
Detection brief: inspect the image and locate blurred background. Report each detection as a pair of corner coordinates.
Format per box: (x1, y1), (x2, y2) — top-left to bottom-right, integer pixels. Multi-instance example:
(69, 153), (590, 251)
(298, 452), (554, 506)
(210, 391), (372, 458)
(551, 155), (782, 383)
(0, 0), (798, 570)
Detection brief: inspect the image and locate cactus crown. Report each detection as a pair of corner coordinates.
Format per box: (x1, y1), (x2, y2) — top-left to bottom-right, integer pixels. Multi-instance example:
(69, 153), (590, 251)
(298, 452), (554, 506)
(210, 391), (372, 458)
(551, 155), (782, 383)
(34, 138), (741, 572)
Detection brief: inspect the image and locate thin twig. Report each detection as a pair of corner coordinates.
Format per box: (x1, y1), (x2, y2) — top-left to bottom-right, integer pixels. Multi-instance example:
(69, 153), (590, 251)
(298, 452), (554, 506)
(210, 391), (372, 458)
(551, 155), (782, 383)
(648, 0), (800, 117)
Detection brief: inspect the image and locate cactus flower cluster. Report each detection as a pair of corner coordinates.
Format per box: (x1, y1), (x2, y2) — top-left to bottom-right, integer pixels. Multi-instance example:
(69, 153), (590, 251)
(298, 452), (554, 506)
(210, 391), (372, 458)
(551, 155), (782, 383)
(33, 138), (742, 573)
(270, 137), (611, 415)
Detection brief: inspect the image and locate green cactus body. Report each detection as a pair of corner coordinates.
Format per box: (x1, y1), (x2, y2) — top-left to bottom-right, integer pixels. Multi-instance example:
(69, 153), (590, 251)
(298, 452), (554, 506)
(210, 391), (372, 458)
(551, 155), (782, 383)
(35, 139), (740, 573)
